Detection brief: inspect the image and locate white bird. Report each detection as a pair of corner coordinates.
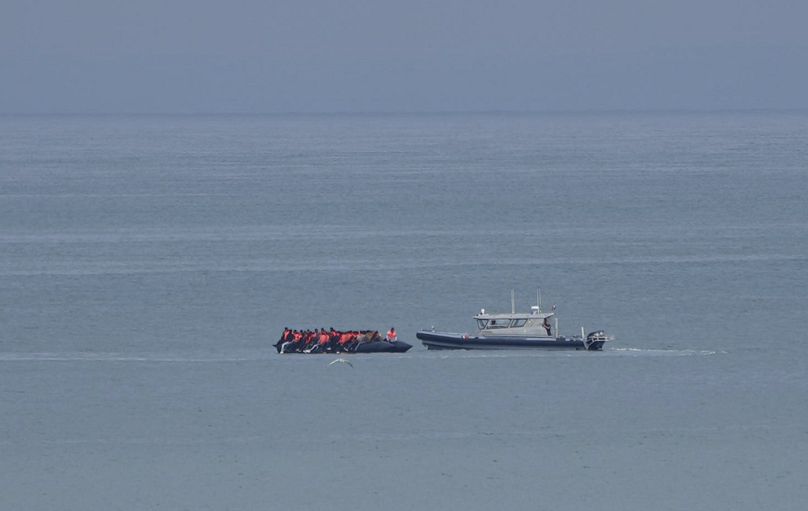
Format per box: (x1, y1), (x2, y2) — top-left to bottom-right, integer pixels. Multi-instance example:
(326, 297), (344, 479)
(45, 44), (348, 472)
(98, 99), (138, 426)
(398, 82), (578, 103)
(329, 358), (353, 368)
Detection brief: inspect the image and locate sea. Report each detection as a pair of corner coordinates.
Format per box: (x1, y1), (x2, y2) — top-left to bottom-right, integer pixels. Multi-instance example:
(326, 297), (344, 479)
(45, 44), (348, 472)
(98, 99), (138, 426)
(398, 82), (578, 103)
(1, 112), (806, 510)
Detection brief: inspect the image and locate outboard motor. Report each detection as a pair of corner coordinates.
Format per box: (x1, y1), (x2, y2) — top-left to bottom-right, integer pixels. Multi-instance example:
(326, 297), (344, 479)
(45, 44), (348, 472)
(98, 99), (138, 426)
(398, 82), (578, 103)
(584, 330), (611, 351)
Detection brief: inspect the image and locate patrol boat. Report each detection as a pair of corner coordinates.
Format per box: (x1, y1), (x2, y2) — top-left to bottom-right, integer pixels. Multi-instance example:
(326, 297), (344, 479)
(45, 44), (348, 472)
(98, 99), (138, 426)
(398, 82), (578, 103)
(416, 292), (612, 351)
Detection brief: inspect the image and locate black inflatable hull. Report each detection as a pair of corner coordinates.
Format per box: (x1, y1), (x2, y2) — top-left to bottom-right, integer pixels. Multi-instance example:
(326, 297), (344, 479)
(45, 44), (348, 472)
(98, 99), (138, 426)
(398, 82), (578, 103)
(354, 340), (412, 353)
(275, 340), (412, 354)
(417, 331), (604, 351)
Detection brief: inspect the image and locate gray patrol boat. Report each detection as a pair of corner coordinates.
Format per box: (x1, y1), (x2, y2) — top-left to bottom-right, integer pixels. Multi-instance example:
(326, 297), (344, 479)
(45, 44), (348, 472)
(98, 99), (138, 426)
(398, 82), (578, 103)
(416, 291), (612, 351)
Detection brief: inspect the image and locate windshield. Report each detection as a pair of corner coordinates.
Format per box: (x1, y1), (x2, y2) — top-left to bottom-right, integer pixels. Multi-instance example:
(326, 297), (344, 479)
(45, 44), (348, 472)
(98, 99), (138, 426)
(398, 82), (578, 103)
(487, 319), (509, 329)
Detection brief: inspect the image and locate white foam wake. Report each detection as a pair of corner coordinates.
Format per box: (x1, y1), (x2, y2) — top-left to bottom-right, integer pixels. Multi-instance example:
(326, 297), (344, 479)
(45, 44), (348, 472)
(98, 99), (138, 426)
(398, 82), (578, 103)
(0, 352), (271, 363)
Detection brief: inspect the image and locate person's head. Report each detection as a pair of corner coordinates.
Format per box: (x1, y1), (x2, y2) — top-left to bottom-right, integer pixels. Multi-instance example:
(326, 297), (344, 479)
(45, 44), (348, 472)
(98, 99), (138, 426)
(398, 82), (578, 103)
(390, 327), (395, 332)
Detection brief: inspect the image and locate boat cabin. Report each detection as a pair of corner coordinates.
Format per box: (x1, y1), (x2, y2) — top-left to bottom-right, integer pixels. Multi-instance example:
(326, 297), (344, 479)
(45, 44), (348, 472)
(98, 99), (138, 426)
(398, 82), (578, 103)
(473, 306), (556, 337)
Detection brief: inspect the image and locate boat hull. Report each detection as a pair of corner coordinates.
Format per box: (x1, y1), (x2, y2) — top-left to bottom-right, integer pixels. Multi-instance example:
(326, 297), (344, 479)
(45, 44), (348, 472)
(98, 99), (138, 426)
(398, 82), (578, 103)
(276, 339), (412, 354)
(353, 340), (412, 353)
(416, 331), (605, 351)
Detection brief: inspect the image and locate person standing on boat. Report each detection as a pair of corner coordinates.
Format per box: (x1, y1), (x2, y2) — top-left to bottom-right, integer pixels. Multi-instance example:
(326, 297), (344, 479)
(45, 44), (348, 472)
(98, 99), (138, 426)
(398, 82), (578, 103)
(386, 327), (397, 342)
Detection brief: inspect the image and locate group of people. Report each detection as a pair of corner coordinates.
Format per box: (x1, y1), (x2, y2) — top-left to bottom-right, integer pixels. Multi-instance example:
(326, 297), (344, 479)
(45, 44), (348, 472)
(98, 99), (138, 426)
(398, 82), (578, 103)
(275, 327), (398, 354)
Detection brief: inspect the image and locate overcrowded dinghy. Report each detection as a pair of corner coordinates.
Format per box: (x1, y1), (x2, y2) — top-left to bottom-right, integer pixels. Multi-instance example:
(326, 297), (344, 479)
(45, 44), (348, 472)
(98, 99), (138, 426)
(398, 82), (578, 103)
(275, 327), (412, 354)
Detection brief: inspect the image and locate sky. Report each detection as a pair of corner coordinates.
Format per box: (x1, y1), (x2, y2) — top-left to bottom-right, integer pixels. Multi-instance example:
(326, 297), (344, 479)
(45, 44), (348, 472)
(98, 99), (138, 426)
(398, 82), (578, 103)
(1, 0), (807, 113)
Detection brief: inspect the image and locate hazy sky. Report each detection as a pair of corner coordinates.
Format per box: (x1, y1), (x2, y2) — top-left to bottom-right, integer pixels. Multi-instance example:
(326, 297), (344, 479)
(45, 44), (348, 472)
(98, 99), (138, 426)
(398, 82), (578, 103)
(2, 0), (806, 113)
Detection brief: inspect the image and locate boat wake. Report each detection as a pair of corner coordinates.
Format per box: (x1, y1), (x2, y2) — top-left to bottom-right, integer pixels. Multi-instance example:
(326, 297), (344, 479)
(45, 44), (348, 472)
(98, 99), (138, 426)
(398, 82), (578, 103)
(0, 347), (723, 364)
(600, 347), (722, 356)
(414, 346), (724, 359)
(0, 352), (273, 363)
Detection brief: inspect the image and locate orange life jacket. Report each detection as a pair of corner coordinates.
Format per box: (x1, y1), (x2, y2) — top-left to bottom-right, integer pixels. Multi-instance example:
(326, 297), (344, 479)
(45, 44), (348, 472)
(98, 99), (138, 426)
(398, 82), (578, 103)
(387, 329), (397, 341)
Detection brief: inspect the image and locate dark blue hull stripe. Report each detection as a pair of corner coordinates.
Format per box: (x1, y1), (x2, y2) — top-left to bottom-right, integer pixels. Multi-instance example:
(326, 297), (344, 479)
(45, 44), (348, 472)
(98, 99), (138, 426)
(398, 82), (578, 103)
(416, 331), (604, 351)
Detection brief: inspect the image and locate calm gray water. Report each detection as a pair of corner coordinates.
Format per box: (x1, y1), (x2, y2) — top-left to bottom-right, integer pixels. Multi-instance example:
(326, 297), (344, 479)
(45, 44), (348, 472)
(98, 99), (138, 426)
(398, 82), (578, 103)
(1, 112), (807, 510)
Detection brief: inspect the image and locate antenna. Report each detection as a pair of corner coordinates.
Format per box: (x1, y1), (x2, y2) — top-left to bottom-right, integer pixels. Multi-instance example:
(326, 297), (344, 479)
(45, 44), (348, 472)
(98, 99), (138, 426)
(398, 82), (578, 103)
(511, 289), (515, 314)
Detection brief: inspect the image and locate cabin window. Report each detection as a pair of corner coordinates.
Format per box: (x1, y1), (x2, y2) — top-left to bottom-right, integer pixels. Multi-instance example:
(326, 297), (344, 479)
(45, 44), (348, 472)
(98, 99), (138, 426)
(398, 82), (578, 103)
(510, 319), (527, 327)
(488, 319), (508, 329)
(477, 319), (488, 329)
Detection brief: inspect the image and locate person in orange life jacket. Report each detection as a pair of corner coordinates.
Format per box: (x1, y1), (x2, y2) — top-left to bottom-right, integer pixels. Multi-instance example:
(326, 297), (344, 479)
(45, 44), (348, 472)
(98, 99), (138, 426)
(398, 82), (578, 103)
(274, 327), (290, 352)
(276, 327), (291, 353)
(318, 330), (330, 346)
(386, 327), (397, 342)
(346, 331), (361, 351)
(338, 331), (352, 346)
(281, 329), (302, 353)
(306, 328), (329, 353)
(302, 329), (317, 352)
(307, 330), (320, 349)
(294, 330), (306, 351)
(328, 328), (340, 350)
